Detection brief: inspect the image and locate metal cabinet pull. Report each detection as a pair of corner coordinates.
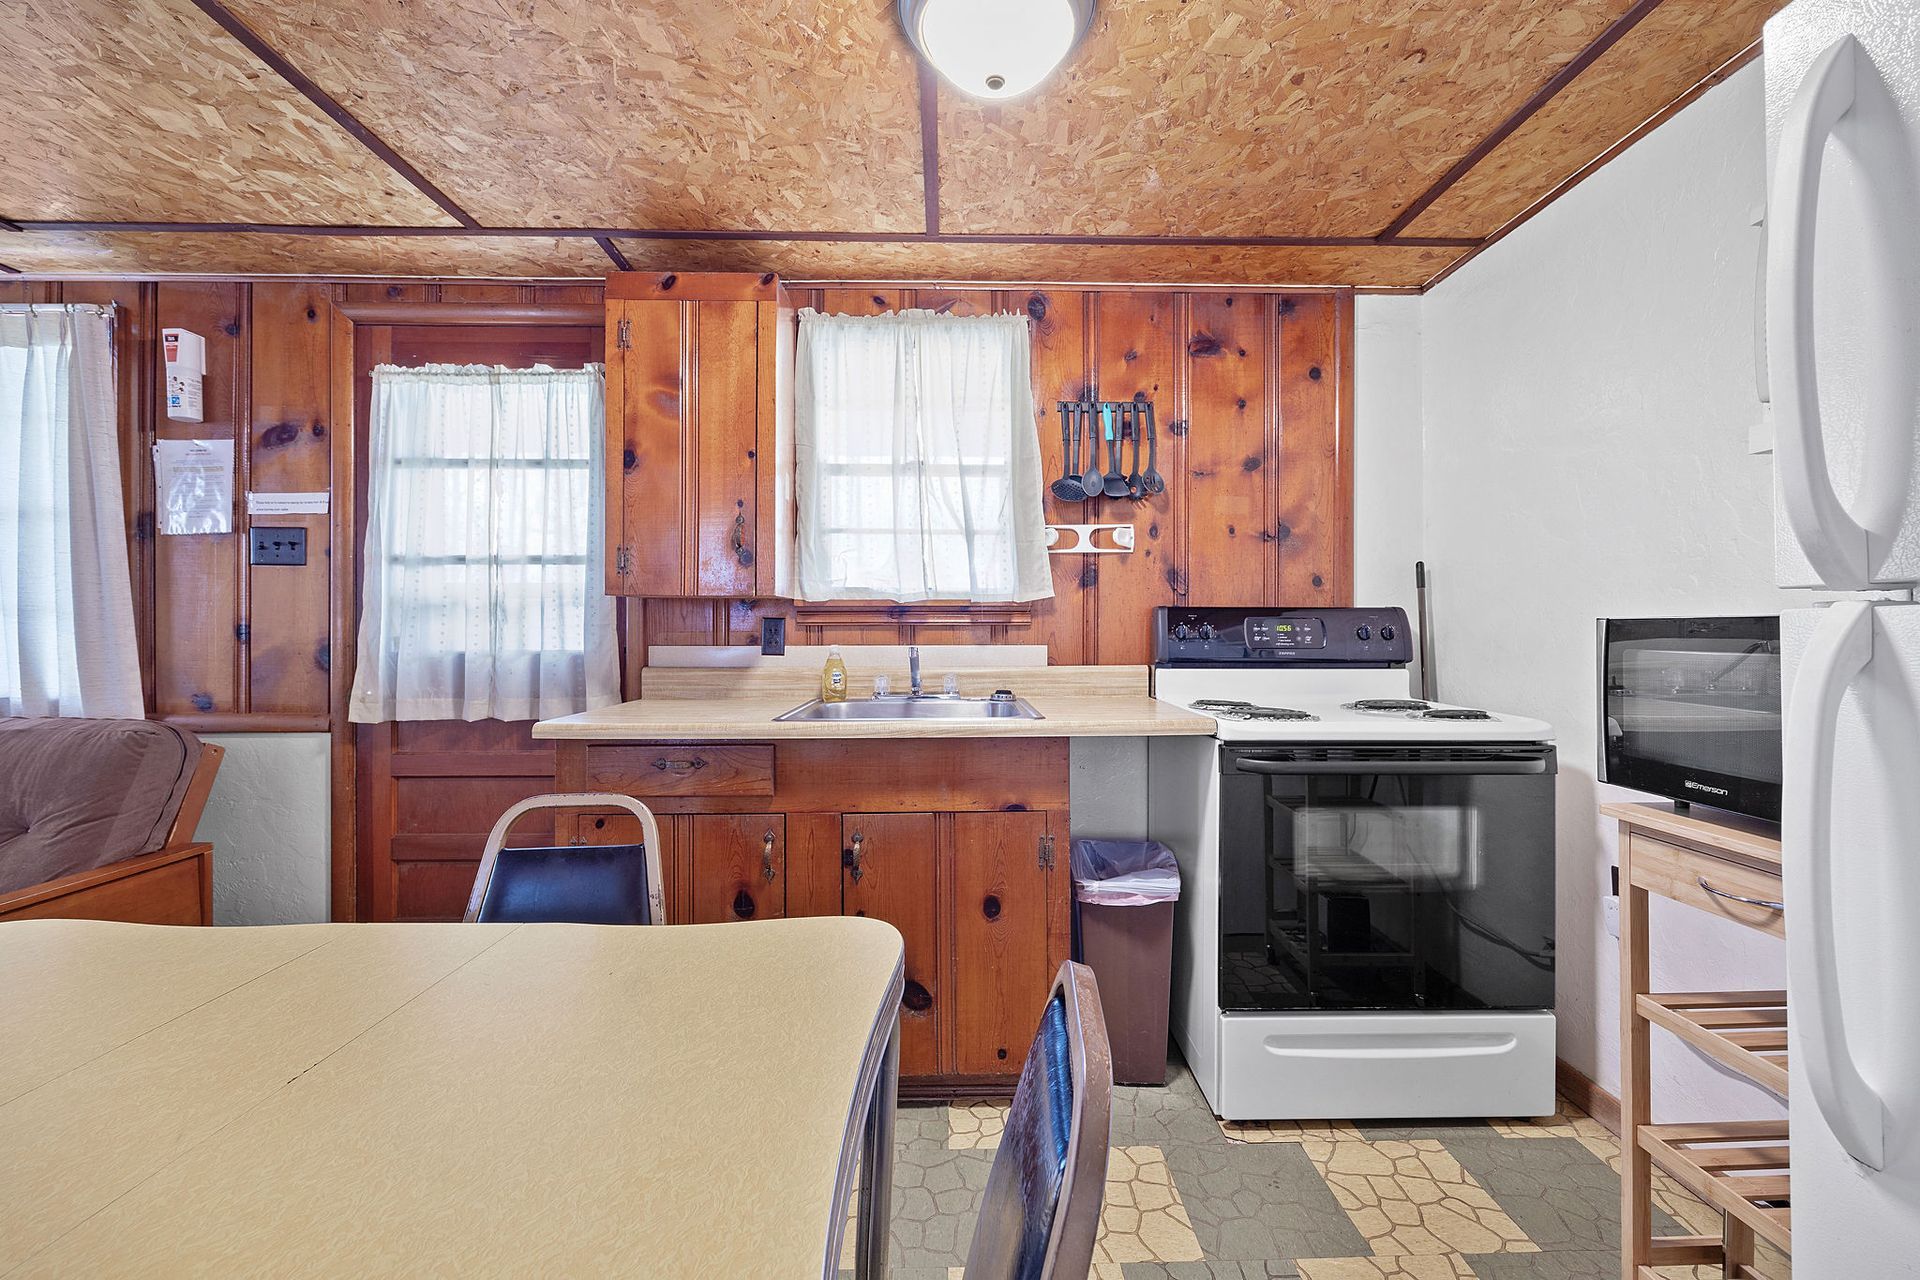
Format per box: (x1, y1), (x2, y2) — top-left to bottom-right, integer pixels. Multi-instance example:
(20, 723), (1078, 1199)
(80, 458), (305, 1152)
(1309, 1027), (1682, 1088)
(731, 511), (751, 566)
(652, 757), (708, 774)
(762, 829), (777, 882)
(1697, 876), (1784, 913)
(844, 832), (865, 883)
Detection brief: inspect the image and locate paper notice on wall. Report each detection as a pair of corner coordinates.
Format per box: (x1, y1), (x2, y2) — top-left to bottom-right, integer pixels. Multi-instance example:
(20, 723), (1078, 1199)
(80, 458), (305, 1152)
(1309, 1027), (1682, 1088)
(246, 491), (329, 517)
(153, 438), (234, 535)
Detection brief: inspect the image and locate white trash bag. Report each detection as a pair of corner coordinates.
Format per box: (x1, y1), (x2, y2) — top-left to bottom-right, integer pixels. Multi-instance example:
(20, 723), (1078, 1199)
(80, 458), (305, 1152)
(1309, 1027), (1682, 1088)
(1070, 839), (1180, 906)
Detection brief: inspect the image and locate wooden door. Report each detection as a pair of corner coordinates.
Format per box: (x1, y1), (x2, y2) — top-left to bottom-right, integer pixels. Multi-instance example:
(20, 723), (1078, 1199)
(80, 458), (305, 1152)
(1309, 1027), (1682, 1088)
(843, 813), (942, 1077)
(573, 810), (681, 924)
(605, 298), (761, 597)
(949, 811), (1064, 1076)
(687, 814), (786, 923)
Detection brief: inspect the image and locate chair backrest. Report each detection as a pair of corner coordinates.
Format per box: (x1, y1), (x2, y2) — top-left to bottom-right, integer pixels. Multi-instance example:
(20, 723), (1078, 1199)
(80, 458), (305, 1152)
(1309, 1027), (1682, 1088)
(463, 793), (665, 925)
(963, 961), (1112, 1280)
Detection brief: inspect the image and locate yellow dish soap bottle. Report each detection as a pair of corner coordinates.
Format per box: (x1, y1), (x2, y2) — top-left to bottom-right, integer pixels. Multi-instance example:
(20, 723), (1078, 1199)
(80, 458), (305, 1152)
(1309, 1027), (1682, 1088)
(821, 645), (849, 703)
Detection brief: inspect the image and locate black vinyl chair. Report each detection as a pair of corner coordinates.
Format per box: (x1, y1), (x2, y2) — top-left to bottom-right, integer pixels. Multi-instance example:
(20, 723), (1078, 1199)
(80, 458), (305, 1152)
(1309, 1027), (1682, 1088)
(962, 961), (1112, 1280)
(463, 793), (666, 925)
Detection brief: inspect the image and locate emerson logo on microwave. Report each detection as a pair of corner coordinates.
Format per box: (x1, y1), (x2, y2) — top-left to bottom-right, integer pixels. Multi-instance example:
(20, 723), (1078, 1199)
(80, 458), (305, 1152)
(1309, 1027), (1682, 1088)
(1683, 779), (1732, 797)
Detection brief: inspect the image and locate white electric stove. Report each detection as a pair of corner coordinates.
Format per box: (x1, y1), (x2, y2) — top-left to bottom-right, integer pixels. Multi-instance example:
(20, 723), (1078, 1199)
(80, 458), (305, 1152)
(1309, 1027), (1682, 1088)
(1146, 605), (1559, 1121)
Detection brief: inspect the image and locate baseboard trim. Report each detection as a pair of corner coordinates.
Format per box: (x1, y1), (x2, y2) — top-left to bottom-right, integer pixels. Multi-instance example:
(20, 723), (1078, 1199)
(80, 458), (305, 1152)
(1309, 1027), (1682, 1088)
(1556, 1057), (1621, 1136)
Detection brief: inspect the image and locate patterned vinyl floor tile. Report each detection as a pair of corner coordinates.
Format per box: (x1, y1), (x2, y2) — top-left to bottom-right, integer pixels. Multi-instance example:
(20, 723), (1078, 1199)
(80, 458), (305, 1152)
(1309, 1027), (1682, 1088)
(1093, 1145), (1208, 1266)
(1296, 1254), (1478, 1278)
(947, 1099), (1007, 1150)
(1220, 1118), (1362, 1144)
(1298, 1133), (1538, 1258)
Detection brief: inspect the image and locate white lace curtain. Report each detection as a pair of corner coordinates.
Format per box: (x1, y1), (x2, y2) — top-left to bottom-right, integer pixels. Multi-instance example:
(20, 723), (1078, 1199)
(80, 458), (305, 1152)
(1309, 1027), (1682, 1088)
(0, 304), (144, 719)
(794, 309), (1053, 603)
(348, 364), (619, 723)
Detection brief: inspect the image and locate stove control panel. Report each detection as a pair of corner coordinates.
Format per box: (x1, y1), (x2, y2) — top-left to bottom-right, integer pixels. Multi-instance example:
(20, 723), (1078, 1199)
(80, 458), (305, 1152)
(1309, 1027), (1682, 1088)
(1154, 605), (1413, 667)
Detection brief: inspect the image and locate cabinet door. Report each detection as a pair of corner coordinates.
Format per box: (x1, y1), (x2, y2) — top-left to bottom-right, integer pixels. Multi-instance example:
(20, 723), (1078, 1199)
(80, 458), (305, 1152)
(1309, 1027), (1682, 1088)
(843, 813), (941, 1077)
(950, 811), (1063, 1076)
(687, 814), (786, 923)
(572, 810), (680, 923)
(605, 298), (762, 597)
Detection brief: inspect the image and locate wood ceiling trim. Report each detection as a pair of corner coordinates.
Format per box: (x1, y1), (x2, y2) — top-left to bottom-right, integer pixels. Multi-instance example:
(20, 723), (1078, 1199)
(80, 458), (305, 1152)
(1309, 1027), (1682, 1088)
(0, 231), (612, 278)
(1379, 0), (1670, 238)
(595, 238), (634, 272)
(919, 65), (942, 236)
(184, 0), (479, 230)
(0, 262), (20, 276)
(1416, 38), (1761, 293)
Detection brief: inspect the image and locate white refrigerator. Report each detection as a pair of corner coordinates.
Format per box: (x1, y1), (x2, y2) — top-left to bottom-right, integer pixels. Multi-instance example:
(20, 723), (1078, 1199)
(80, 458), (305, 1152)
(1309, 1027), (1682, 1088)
(1767, 0), (1920, 1272)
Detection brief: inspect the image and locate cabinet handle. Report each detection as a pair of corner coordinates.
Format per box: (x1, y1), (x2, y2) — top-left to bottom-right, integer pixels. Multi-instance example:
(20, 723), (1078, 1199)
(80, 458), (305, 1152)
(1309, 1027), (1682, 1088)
(843, 832), (865, 883)
(731, 511), (752, 566)
(652, 756), (708, 774)
(762, 829), (778, 882)
(1696, 876), (1784, 913)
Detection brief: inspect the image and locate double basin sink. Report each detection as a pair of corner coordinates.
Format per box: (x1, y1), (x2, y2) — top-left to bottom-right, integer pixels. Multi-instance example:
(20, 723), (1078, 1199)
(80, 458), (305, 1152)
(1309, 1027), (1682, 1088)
(775, 692), (1044, 722)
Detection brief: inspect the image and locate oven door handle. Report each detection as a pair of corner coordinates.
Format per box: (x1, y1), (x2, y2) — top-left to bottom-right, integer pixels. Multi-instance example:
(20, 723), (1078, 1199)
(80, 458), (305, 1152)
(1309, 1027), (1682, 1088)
(1231, 757), (1550, 777)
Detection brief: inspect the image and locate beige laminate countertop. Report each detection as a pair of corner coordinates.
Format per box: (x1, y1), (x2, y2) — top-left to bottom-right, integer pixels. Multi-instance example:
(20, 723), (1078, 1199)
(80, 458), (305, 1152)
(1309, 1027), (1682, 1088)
(1, 917), (904, 1278)
(534, 693), (1213, 741)
(533, 662), (1215, 741)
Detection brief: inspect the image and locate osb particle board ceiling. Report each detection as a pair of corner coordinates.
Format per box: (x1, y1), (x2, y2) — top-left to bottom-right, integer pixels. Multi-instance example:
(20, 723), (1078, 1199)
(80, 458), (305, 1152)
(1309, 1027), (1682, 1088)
(0, 0), (1783, 289)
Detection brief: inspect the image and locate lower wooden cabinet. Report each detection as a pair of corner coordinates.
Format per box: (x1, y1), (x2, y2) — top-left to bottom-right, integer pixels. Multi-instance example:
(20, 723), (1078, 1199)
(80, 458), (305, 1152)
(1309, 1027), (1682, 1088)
(559, 738), (1072, 1094)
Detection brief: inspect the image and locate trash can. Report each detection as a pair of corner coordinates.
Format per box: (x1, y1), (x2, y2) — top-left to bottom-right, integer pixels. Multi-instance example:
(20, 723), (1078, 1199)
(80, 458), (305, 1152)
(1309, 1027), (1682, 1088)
(1071, 838), (1181, 1086)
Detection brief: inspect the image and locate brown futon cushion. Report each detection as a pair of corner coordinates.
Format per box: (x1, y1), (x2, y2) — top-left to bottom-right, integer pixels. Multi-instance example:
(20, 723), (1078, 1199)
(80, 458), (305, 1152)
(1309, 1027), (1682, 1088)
(0, 719), (204, 896)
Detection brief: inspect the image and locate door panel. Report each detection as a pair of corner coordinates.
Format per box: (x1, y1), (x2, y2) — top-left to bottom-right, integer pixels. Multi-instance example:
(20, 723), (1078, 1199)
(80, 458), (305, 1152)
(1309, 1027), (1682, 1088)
(950, 811), (1054, 1075)
(613, 299), (686, 593)
(688, 814), (786, 923)
(694, 300), (760, 597)
(843, 813), (941, 1077)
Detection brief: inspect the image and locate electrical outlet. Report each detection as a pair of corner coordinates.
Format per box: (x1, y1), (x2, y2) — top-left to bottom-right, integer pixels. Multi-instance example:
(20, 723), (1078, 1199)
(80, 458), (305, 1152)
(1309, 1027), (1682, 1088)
(249, 526), (306, 566)
(760, 616), (786, 656)
(1604, 895), (1621, 939)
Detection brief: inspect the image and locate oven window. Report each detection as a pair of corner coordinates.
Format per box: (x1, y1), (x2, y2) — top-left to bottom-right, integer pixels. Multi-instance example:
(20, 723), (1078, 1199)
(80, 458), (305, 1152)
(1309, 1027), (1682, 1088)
(1217, 748), (1557, 1012)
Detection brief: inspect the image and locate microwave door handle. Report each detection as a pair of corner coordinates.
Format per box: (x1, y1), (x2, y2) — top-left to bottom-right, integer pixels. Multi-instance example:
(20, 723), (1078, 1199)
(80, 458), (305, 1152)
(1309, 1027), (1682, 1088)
(1786, 600), (1887, 1169)
(1768, 34), (1872, 588)
(1232, 758), (1549, 777)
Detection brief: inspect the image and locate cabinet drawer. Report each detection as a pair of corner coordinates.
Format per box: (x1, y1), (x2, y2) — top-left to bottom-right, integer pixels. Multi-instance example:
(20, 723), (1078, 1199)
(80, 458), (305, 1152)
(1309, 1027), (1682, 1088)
(583, 744), (775, 797)
(1627, 832), (1784, 938)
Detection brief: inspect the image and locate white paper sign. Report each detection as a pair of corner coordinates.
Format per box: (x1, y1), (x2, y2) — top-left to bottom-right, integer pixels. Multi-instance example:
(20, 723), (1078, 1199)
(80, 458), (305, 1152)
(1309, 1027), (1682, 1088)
(153, 439), (234, 535)
(246, 491), (330, 517)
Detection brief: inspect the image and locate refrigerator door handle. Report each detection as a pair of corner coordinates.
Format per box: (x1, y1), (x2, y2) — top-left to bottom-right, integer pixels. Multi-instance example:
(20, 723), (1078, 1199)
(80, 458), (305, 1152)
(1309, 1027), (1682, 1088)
(1768, 34), (1872, 589)
(1786, 600), (1888, 1169)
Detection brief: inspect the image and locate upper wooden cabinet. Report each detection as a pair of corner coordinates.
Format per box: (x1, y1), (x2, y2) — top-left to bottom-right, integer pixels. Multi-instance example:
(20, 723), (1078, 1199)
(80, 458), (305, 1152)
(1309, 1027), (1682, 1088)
(603, 272), (794, 597)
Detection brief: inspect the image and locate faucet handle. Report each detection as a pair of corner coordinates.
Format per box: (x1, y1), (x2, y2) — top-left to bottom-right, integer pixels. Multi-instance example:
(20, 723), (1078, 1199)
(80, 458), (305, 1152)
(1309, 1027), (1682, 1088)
(943, 673), (960, 696)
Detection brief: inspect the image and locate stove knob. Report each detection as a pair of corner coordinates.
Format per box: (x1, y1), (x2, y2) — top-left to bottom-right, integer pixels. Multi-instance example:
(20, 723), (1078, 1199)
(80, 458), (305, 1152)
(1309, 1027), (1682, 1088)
(1171, 623), (1194, 641)
(1381, 624), (1397, 641)
(1197, 623), (1216, 641)
(1355, 624), (1371, 641)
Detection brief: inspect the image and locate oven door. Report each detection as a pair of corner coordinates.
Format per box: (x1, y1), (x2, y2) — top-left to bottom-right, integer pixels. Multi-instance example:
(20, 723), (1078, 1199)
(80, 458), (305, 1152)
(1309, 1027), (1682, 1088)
(1217, 744), (1557, 1013)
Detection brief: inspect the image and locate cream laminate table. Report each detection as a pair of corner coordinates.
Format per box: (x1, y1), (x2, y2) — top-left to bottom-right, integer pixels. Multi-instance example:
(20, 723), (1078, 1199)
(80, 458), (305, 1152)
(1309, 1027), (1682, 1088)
(0, 916), (905, 1278)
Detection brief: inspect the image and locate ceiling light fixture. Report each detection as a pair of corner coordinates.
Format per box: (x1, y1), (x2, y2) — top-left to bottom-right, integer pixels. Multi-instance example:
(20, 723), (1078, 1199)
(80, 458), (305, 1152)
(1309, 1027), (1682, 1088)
(898, 0), (1097, 101)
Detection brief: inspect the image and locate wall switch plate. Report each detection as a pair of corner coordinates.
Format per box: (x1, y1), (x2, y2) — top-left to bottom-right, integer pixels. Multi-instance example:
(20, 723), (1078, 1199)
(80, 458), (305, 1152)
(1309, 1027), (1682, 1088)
(250, 526), (306, 566)
(1603, 895), (1621, 940)
(760, 616), (786, 656)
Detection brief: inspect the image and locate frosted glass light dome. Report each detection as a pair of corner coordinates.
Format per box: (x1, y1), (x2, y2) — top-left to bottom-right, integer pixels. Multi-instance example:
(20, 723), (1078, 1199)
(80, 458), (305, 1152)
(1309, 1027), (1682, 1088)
(899, 0), (1096, 100)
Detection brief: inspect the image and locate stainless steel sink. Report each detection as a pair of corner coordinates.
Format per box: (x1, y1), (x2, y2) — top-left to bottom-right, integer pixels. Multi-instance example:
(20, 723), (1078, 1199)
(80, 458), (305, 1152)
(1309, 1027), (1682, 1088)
(775, 695), (1044, 722)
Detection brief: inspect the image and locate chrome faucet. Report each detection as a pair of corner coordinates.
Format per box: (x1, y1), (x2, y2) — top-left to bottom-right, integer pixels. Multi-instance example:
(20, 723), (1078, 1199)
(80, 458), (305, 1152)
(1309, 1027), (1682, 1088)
(909, 646), (923, 698)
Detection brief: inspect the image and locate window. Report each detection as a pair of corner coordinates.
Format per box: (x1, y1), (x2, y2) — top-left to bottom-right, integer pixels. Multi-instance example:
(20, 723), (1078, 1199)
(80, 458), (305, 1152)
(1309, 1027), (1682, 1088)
(347, 364), (619, 723)
(0, 304), (143, 719)
(794, 309), (1053, 603)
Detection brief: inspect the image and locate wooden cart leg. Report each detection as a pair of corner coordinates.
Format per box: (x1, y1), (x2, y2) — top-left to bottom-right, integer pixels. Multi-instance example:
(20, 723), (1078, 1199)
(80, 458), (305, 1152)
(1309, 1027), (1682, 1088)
(1723, 1213), (1755, 1277)
(1621, 855), (1653, 1280)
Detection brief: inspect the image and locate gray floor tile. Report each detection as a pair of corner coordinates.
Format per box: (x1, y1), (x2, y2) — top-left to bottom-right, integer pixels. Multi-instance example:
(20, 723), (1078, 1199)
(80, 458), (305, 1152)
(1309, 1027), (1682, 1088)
(1123, 1263), (1302, 1279)
(1466, 1249), (1615, 1278)
(1445, 1136), (1684, 1254)
(1163, 1137), (1367, 1262)
(896, 1101), (954, 1149)
(1112, 1054), (1234, 1148)
(885, 1145), (996, 1271)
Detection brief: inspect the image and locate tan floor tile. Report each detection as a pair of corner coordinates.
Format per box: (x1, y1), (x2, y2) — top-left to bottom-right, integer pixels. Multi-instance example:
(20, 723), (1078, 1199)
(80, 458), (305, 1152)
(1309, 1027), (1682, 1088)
(1301, 1133), (1539, 1257)
(1298, 1256), (1475, 1279)
(1090, 1144), (1206, 1265)
(948, 1099), (1008, 1150)
(1220, 1116), (1363, 1143)
(1488, 1096), (1614, 1144)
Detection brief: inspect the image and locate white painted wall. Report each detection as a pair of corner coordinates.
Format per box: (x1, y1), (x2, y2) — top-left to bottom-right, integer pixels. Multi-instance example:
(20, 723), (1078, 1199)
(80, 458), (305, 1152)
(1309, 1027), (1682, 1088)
(1413, 62), (1794, 1119)
(1353, 294), (1427, 693)
(198, 733), (331, 925)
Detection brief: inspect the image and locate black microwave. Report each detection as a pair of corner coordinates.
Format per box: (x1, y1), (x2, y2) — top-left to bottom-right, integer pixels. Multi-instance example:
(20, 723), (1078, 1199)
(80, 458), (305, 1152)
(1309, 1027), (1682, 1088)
(1598, 616), (1782, 822)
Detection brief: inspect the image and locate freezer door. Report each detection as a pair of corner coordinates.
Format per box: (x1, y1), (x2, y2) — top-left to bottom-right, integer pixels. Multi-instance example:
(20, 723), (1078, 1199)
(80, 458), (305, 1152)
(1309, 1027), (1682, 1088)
(1782, 602), (1920, 1272)
(1765, 3), (1920, 589)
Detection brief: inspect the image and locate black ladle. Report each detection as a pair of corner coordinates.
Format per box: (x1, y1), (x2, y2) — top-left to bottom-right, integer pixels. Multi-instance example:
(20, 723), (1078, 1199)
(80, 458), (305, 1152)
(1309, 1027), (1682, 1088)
(1079, 401), (1105, 499)
(1142, 401), (1166, 496)
(1125, 402), (1146, 499)
(1050, 402), (1087, 502)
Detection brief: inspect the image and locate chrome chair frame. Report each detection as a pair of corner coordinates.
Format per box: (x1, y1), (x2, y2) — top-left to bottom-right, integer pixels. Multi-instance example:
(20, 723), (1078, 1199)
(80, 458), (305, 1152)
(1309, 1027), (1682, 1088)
(463, 792), (666, 925)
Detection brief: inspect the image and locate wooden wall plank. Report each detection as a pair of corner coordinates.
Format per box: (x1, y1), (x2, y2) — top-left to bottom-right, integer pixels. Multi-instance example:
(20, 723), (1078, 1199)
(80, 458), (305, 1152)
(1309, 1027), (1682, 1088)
(1022, 288), (1091, 665)
(1271, 292), (1352, 605)
(152, 282), (245, 716)
(1183, 293), (1270, 605)
(247, 283), (333, 715)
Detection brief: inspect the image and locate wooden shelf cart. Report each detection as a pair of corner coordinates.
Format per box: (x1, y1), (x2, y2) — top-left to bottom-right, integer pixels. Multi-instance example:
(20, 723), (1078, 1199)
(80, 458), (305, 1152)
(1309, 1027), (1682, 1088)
(1609, 801), (1791, 1279)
